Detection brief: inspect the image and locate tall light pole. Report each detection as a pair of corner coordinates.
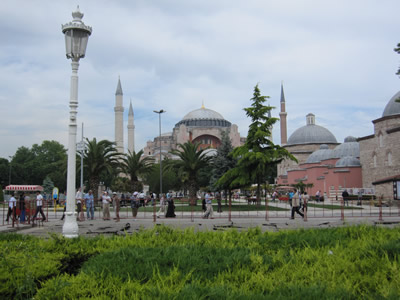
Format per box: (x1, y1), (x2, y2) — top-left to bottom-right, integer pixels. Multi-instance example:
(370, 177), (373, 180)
(8, 156), (12, 185)
(62, 7), (92, 238)
(153, 110), (166, 198)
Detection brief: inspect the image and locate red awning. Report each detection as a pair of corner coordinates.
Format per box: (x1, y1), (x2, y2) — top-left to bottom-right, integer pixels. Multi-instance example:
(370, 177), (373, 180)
(5, 185), (44, 191)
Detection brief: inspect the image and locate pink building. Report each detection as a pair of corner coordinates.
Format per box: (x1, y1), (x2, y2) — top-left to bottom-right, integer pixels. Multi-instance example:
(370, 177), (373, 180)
(277, 138), (362, 198)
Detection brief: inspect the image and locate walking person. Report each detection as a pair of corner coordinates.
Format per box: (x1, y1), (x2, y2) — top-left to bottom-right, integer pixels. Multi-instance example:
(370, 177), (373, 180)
(290, 189), (304, 219)
(85, 190), (94, 220)
(112, 192), (120, 222)
(6, 192), (17, 222)
(357, 190), (362, 206)
(316, 190), (321, 203)
(165, 196), (176, 218)
(288, 190), (294, 207)
(302, 192), (309, 213)
(33, 191), (46, 221)
(60, 195), (66, 220)
(131, 192), (139, 219)
(342, 189), (349, 207)
(203, 191), (214, 219)
(157, 194), (166, 218)
(272, 190), (277, 202)
(19, 192), (26, 223)
(76, 187), (84, 221)
(102, 191), (112, 220)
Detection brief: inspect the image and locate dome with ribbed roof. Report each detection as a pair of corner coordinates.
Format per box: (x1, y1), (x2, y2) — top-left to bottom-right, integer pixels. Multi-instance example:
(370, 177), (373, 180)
(335, 156), (361, 167)
(183, 107), (224, 120)
(287, 113), (337, 146)
(382, 91), (400, 117)
(306, 144), (335, 164)
(175, 105), (231, 128)
(333, 136), (359, 159)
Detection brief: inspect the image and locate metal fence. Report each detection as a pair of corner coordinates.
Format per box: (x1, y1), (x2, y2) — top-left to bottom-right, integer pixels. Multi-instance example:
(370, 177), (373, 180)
(1, 196), (399, 229)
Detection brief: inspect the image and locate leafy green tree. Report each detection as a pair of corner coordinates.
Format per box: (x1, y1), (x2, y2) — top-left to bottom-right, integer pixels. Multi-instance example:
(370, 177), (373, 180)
(42, 176), (54, 195)
(111, 177), (131, 193)
(218, 84), (297, 204)
(167, 142), (212, 205)
(145, 163), (180, 195)
(10, 146), (35, 184)
(8, 141), (67, 190)
(121, 150), (154, 192)
(84, 138), (121, 199)
(0, 158), (10, 187)
(0, 185), (3, 202)
(210, 131), (237, 204)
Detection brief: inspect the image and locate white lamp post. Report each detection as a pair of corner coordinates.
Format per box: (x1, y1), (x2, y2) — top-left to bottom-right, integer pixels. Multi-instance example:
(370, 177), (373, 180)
(62, 7), (92, 238)
(153, 110), (165, 198)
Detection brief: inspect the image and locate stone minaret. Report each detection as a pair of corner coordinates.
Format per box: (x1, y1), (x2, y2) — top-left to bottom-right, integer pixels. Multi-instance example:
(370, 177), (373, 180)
(127, 100), (135, 153)
(268, 109), (273, 142)
(114, 77), (124, 153)
(279, 82), (288, 145)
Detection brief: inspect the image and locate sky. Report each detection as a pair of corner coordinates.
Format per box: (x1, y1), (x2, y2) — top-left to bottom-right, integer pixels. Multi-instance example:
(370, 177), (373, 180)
(1, 0), (399, 160)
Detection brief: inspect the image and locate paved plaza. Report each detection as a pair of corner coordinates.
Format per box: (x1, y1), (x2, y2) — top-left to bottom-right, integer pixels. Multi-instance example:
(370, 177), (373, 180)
(1, 201), (399, 238)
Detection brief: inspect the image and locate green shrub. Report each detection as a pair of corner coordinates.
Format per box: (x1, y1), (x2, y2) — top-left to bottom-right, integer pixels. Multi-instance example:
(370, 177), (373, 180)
(1, 225), (400, 299)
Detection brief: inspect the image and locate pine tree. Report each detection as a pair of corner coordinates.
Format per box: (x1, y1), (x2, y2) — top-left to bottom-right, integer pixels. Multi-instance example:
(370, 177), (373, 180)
(210, 131), (237, 204)
(218, 84), (297, 204)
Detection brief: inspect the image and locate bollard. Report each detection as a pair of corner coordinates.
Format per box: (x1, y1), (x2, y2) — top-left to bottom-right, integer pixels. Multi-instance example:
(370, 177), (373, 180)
(341, 197), (344, 221)
(379, 196), (383, 221)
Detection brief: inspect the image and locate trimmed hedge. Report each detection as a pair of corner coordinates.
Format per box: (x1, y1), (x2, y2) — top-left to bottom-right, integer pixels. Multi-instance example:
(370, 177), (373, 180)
(0, 226), (399, 299)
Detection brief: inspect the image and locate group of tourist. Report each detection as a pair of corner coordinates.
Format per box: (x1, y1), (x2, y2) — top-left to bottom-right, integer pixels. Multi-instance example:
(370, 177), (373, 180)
(66, 189), (179, 222)
(287, 188), (310, 219)
(5, 191), (46, 223)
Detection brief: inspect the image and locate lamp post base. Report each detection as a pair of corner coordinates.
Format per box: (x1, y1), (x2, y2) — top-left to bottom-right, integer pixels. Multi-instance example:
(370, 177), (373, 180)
(62, 211), (79, 238)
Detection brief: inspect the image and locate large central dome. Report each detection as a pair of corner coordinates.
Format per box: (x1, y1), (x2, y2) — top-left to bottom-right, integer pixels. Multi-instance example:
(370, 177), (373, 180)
(182, 107), (225, 120)
(287, 113), (337, 146)
(175, 106), (231, 128)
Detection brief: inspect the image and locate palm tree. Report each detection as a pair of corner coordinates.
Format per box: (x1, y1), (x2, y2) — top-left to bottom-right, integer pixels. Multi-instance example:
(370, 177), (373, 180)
(167, 142), (212, 205)
(122, 150), (155, 192)
(84, 138), (121, 199)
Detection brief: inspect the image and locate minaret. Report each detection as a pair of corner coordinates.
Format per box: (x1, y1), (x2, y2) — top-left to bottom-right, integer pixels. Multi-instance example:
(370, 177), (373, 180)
(127, 99), (135, 153)
(114, 77), (124, 153)
(268, 109), (273, 142)
(279, 82), (288, 145)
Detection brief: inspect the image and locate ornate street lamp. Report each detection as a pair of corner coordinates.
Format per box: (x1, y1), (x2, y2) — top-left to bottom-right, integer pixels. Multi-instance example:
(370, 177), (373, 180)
(153, 110), (166, 199)
(62, 6), (92, 238)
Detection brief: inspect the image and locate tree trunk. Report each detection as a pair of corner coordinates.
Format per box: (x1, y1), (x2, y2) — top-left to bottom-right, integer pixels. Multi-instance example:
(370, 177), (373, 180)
(188, 181), (197, 206)
(90, 177), (99, 201)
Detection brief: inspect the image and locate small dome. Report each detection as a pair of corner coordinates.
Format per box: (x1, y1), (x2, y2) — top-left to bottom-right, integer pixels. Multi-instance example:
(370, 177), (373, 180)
(306, 144), (335, 163)
(287, 114), (337, 145)
(344, 136), (357, 143)
(333, 137), (360, 158)
(183, 107), (225, 120)
(335, 156), (361, 167)
(382, 91), (400, 117)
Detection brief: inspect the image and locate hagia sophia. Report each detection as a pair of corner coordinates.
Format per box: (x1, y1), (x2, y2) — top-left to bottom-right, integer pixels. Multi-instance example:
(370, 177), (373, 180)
(113, 78), (400, 201)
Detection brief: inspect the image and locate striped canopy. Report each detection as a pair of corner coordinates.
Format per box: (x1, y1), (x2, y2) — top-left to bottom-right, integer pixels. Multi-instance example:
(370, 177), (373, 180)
(5, 185), (44, 191)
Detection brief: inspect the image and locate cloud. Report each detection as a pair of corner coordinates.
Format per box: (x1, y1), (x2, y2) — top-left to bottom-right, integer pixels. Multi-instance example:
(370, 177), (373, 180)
(0, 0), (399, 160)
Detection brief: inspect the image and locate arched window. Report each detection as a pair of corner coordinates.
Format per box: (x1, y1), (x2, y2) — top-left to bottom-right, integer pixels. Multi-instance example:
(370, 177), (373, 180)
(373, 154), (377, 168)
(378, 132), (384, 147)
(388, 152), (392, 166)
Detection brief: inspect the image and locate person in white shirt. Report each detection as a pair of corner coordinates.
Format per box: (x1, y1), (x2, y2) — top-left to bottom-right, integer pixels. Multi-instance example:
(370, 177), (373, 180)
(6, 192), (17, 222)
(76, 187), (84, 221)
(157, 194), (166, 218)
(102, 191), (112, 220)
(33, 191), (46, 221)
